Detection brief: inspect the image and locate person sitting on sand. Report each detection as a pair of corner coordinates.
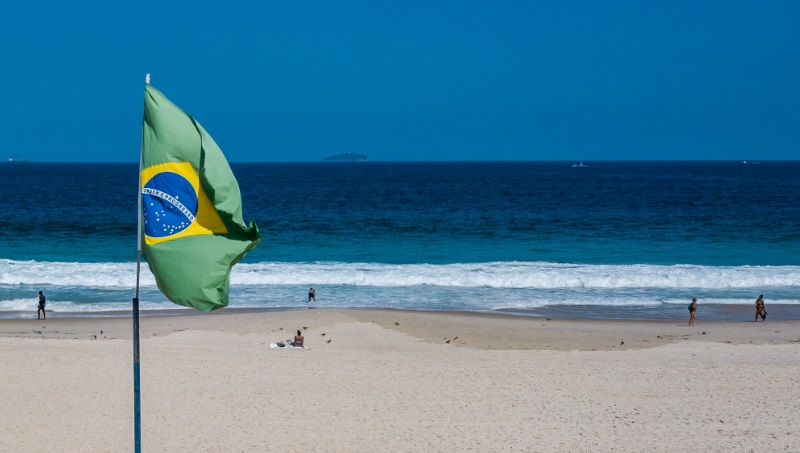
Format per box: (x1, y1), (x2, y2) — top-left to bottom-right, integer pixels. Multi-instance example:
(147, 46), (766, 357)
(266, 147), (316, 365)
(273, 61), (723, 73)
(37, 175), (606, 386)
(688, 297), (697, 327)
(291, 330), (304, 347)
(754, 295), (767, 322)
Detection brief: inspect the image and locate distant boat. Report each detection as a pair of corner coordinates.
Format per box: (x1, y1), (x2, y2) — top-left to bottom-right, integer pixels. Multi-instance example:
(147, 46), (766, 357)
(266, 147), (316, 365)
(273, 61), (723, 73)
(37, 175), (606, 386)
(5, 158), (29, 163)
(572, 161), (588, 168)
(323, 152), (369, 162)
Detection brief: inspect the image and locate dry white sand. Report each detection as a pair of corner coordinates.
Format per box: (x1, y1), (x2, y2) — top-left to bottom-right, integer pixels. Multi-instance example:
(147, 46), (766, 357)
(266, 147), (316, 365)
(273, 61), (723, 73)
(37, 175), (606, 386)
(1, 309), (799, 452)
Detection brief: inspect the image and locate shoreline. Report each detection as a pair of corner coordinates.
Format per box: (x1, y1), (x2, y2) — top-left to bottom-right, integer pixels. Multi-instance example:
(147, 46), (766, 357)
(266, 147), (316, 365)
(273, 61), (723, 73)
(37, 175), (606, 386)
(3, 307), (799, 351)
(3, 301), (800, 323)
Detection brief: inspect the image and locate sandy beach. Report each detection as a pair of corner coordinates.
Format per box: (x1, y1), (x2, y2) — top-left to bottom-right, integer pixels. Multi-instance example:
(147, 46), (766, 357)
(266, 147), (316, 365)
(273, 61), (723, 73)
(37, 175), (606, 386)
(1, 309), (798, 452)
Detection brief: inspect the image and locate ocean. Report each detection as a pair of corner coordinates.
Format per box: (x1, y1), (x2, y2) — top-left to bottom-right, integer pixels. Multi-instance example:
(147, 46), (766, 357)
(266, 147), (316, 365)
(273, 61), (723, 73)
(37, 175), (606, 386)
(1, 161), (799, 320)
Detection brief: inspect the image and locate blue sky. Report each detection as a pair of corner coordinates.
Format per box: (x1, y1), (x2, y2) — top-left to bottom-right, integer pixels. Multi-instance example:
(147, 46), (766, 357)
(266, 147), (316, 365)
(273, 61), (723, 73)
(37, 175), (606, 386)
(1, 1), (798, 162)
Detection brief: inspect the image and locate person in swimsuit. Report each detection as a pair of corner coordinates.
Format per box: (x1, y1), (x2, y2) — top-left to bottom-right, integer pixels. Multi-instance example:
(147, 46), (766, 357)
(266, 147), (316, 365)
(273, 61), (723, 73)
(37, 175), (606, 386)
(688, 297), (697, 327)
(291, 330), (304, 347)
(37, 291), (46, 320)
(754, 294), (766, 322)
(308, 288), (316, 303)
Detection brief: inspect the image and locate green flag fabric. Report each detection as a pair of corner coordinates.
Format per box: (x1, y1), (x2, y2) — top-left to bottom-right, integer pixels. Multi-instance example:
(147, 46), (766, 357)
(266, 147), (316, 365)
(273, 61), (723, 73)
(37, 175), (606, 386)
(141, 84), (261, 311)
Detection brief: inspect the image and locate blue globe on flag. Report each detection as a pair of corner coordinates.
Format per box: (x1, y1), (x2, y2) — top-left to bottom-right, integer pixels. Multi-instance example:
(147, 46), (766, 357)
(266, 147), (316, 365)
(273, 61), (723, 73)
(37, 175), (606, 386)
(142, 172), (199, 239)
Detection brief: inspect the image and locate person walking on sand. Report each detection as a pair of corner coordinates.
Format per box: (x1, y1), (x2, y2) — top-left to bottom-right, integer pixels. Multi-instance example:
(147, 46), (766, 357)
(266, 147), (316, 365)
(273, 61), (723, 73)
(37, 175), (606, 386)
(688, 297), (697, 327)
(308, 287), (316, 303)
(37, 291), (46, 320)
(754, 294), (767, 322)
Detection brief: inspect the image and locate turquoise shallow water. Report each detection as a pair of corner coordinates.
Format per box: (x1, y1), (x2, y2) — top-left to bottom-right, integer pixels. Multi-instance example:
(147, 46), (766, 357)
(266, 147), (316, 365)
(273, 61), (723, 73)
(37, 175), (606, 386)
(1, 161), (798, 319)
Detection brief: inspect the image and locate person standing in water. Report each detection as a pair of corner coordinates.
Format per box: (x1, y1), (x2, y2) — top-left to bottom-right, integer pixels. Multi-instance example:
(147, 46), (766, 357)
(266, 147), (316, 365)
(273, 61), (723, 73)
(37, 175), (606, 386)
(308, 287), (316, 303)
(688, 297), (697, 327)
(754, 294), (767, 322)
(37, 291), (46, 320)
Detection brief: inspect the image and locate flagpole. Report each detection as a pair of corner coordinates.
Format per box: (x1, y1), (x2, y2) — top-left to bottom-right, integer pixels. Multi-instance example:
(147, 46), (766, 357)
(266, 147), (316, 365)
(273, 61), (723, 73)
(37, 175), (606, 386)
(132, 73), (150, 453)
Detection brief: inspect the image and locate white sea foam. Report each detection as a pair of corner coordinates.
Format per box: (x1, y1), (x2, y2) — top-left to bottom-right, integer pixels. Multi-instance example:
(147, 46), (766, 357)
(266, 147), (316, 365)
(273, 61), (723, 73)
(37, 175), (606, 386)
(0, 298), (135, 312)
(233, 261), (800, 290)
(0, 259), (151, 287)
(2, 259), (798, 316)
(2, 259), (799, 290)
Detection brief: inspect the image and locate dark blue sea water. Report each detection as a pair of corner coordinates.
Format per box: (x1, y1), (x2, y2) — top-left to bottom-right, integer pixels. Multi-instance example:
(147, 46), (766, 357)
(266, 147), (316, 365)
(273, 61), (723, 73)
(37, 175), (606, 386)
(1, 161), (799, 320)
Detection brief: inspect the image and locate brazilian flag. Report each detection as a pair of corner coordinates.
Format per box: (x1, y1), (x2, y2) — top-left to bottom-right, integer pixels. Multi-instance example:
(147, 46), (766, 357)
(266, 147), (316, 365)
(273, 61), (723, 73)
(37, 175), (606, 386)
(141, 84), (261, 311)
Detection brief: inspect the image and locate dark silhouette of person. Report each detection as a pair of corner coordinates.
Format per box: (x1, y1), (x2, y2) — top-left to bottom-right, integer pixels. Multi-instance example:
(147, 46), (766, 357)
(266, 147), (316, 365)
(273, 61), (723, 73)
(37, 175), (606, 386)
(37, 291), (46, 320)
(688, 297), (697, 327)
(754, 295), (767, 322)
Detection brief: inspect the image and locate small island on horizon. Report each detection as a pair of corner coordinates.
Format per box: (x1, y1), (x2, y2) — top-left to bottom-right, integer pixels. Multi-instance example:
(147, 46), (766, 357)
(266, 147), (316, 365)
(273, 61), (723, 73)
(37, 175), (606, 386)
(323, 152), (369, 162)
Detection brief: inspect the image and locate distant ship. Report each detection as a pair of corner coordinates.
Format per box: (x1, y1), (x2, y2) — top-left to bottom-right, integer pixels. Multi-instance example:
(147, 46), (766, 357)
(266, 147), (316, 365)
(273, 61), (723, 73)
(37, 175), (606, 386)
(323, 152), (369, 162)
(572, 161), (588, 168)
(5, 158), (29, 163)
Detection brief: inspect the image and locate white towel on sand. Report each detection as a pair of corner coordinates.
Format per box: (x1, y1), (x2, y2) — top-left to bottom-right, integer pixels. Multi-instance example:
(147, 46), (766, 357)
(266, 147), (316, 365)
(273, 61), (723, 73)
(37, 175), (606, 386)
(270, 343), (305, 349)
